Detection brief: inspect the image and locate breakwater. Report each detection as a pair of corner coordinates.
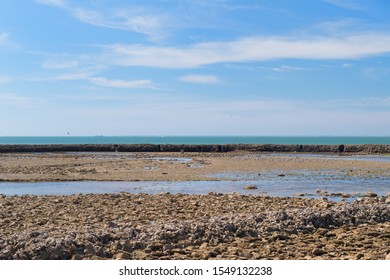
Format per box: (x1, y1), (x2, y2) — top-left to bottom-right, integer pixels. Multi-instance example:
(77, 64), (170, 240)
(0, 144), (390, 153)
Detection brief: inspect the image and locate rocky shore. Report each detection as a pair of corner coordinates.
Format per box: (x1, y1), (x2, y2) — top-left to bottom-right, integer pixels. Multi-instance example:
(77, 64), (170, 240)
(1, 151), (389, 260)
(1, 193), (389, 260)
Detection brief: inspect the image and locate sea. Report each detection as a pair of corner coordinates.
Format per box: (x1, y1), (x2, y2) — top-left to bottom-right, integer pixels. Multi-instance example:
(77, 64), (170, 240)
(0, 136), (390, 145)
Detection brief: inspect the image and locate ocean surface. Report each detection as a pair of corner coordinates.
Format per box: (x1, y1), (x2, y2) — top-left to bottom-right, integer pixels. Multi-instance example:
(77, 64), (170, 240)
(0, 136), (390, 145)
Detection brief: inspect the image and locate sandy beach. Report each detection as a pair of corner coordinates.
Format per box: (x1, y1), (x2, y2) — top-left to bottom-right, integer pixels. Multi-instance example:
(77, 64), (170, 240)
(0, 151), (389, 260)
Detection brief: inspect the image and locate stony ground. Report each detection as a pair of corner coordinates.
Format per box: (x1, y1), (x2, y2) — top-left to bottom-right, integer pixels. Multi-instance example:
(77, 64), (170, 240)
(1, 193), (389, 260)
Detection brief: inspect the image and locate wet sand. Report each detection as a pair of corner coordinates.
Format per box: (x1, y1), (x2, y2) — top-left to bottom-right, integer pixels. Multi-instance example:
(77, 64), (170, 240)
(0, 151), (389, 182)
(0, 151), (389, 260)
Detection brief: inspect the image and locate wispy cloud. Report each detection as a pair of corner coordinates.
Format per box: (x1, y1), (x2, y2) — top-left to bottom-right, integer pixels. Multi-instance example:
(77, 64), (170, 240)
(0, 33), (9, 45)
(362, 67), (390, 80)
(36, 1), (167, 41)
(0, 92), (45, 108)
(103, 33), (390, 68)
(42, 59), (79, 69)
(322, 0), (365, 10)
(0, 76), (11, 83)
(180, 74), (220, 84)
(89, 77), (154, 89)
(271, 65), (307, 72)
(49, 97), (390, 136)
(35, 0), (67, 8)
(74, 8), (167, 41)
(53, 71), (94, 81)
(28, 70), (93, 81)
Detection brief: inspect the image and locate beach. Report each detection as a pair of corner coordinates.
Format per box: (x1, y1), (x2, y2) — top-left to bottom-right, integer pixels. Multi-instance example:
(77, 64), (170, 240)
(0, 150), (389, 182)
(0, 150), (389, 260)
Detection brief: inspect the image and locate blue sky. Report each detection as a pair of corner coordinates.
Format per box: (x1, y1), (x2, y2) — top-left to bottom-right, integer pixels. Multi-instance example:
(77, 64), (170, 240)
(0, 0), (390, 136)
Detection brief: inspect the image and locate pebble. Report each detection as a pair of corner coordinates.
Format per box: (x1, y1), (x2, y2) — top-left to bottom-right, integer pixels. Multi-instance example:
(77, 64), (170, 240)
(243, 185), (257, 190)
(312, 248), (326, 256)
(114, 252), (130, 260)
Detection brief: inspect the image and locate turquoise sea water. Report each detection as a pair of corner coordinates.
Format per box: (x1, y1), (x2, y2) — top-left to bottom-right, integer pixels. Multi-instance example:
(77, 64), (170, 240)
(0, 136), (390, 145)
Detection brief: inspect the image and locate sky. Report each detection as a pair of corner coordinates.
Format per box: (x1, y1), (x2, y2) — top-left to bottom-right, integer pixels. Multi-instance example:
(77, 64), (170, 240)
(0, 0), (390, 136)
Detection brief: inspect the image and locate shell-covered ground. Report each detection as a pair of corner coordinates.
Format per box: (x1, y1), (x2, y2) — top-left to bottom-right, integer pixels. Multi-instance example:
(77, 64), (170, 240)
(1, 193), (389, 260)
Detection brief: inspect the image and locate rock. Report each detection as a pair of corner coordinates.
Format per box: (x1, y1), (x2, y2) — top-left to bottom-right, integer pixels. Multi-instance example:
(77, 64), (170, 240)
(316, 190), (328, 195)
(71, 254), (83, 260)
(243, 185), (257, 190)
(107, 221), (118, 228)
(163, 244), (175, 251)
(316, 229), (328, 236)
(114, 252), (131, 260)
(132, 250), (148, 259)
(312, 248), (326, 256)
(272, 234), (289, 241)
(356, 253), (364, 260)
(278, 173), (286, 177)
(84, 244), (96, 255)
(386, 253), (390, 260)
(148, 243), (163, 251)
(364, 192), (378, 198)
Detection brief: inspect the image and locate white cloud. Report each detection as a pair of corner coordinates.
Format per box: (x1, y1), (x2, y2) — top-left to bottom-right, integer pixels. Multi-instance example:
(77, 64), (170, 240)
(28, 71), (93, 81)
(54, 72), (93, 81)
(0, 33), (9, 45)
(36, 0), (167, 41)
(271, 65), (307, 72)
(0, 76), (11, 83)
(102, 33), (390, 68)
(362, 67), (390, 80)
(89, 77), (154, 89)
(73, 8), (166, 41)
(180, 74), (220, 84)
(35, 0), (67, 8)
(42, 59), (79, 69)
(0, 92), (45, 108)
(322, 0), (365, 10)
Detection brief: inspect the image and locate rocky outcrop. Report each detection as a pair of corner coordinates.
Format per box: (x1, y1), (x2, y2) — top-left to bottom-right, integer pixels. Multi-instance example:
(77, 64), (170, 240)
(0, 144), (389, 153)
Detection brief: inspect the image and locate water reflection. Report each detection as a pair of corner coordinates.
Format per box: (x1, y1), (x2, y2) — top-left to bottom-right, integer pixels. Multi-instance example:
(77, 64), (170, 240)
(0, 178), (388, 202)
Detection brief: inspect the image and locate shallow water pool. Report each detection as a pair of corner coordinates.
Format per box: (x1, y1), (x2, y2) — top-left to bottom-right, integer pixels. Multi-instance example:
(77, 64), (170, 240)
(0, 176), (388, 202)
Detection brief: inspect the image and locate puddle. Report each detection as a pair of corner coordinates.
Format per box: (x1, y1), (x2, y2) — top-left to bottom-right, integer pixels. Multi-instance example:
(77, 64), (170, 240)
(66, 153), (193, 163)
(0, 178), (388, 202)
(143, 166), (160, 171)
(147, 157), (192, 162)
(250, 153), (390, 163)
